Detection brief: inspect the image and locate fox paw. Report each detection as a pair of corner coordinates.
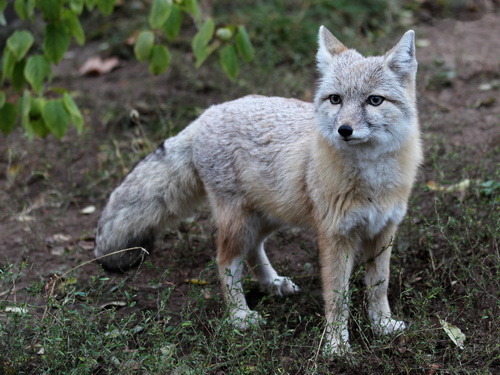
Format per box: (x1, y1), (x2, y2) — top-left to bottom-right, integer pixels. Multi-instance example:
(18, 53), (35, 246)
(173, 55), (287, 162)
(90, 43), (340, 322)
(323, 340), (352, 357)
(263, 276), (300, 297)
(372, 317), (407, 335)
(230, 309), (265, 330)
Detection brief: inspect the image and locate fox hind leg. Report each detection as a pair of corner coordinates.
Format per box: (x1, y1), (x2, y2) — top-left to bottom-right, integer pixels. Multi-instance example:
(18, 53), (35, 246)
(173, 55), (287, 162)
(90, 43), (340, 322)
(214, 207), (265, 330)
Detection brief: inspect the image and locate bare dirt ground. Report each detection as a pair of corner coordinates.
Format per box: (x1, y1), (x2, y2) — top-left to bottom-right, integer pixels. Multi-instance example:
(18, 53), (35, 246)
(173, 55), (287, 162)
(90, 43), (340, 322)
(0, 8), (498, 368)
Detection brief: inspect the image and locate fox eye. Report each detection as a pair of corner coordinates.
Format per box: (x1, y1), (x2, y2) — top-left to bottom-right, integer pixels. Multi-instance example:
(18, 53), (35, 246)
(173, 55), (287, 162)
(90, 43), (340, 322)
(367, 95), (385, 106)
(329, 94), (342, 105)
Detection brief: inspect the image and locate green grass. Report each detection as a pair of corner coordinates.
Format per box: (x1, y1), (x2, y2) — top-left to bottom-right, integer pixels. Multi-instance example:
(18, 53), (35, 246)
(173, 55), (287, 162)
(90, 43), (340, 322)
(1, 170), (498, 373)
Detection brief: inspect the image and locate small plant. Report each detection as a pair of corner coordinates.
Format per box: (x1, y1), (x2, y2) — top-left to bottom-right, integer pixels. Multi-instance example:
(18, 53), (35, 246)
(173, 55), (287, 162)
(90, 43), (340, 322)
(0, 0), (254, 138)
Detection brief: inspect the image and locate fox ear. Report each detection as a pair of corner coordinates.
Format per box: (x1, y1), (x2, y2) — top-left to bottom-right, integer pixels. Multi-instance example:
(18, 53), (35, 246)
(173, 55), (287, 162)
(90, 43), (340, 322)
(317, 26), (347, 69)
(385, 30), (417, 81)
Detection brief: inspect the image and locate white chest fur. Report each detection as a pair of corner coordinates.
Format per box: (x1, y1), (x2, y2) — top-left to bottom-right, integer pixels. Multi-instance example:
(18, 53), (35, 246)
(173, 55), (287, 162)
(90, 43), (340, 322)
(337, 202), (407, 239)
(335, 151), (408, 238)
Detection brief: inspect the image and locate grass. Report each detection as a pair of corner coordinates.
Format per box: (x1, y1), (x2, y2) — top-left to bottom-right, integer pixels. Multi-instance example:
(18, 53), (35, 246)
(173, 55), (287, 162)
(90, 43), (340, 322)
(1, 166), (497, 373)
(1, 1), (498, 374)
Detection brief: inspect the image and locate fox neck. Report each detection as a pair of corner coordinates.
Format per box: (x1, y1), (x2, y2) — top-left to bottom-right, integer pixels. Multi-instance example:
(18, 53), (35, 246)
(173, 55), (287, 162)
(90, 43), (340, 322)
(312, 131), (418, 195)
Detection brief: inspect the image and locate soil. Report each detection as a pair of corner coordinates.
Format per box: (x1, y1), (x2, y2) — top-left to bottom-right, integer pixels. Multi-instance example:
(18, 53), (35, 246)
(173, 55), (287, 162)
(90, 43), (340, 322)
(1, 7), (498, 350)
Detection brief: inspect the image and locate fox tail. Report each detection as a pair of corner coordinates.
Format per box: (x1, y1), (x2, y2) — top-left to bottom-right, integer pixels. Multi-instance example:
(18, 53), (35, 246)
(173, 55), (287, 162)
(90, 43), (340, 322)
(94, 122), (205, 271)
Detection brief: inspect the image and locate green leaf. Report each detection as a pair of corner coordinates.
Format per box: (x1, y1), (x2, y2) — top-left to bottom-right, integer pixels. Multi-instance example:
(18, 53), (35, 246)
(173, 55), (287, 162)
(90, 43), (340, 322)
(149, 45), (170, 75)
(62, 9), (85, 45)
(6, 30), (34, 61)
(85, 0), (96, 11)
(235, 26), (254, 63)
(163, 5), (182, 41)
(2, 48), (16, 82)
(0, 0), (7, 26)
(149, 0), (172, 29)
(96, 0), (116, 16)
(43, 23), (71, 63)
(192, 18), (214, 67)
(38, 0), (63, 21)
(42, 99), (70, 139)
(25, 55), (51, 93)
(69, 0), (85, 15)
(19, 90), (31, 136)
(181, 0), (200, 22)
(134, 31), (155, 62)
(220, 44), (239, 81)
(14, 0), (35, 20)
(12, 59), (27, 90)
(30, 98), (50, 138)
(0, 91), (5, 108)
(0, 102), (17, 135)
(63, 92), (84, 133)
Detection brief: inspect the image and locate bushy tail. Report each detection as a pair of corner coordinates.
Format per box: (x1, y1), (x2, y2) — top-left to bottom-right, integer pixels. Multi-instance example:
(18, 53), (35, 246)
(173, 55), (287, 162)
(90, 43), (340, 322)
(95, 122), (205, 271)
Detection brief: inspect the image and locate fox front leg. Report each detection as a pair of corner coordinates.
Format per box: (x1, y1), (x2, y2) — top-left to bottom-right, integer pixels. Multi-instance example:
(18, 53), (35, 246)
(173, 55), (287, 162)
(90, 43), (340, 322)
(363, 224), (407, 335)
(318, 235), (357, 355)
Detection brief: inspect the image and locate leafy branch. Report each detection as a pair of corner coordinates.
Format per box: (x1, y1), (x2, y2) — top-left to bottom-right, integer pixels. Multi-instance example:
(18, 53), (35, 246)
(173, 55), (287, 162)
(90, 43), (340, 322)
(0, 0), (254, 138)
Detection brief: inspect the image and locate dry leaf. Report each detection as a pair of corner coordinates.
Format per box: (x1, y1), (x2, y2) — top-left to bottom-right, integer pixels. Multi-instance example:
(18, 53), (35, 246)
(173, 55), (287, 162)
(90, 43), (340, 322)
(184, 278), (207, 285)
(78, 240), (95, 251)
(79, 56), (120, 76)
(440, 319), (466, 349)
(100, 300), (127, 309)
(52, 233), (72, 242)
(80, 205), (96, 214)
(5, 306), (29, 314)
(50, 246), (65, 256)
(426, 179), (470, 193)
(416, 39), (430, 47)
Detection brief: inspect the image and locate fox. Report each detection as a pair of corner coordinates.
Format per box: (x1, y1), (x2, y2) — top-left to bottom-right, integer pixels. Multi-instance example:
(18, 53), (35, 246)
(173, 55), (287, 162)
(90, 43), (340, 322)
(94, 26), (422, 354)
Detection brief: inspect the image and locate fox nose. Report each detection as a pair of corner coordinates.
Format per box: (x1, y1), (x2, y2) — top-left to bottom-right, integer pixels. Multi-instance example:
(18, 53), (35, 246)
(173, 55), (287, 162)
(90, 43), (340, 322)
(338, 125), (353, 137)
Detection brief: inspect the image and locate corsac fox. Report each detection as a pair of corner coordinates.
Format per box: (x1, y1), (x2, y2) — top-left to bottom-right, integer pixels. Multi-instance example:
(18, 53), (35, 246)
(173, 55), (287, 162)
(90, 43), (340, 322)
(95, 26), (422, 354)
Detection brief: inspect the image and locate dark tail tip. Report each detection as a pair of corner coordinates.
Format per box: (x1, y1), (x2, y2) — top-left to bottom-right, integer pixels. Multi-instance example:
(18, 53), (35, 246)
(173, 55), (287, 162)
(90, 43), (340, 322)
(95, 234), (155, 272)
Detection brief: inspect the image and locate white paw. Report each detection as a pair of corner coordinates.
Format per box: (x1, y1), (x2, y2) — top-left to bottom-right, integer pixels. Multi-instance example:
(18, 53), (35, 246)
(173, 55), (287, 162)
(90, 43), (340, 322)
(229, 309), (265, 330)
(263, 276), (300, 297)
(372, 317), (407, 335)
(323, 339), (352, 356)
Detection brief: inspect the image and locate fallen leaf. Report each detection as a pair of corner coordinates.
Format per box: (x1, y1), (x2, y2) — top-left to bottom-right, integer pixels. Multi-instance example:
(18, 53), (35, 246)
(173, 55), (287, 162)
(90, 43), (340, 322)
(428, 363), (442, 375)
(100, 300), (127, 309)
(16, 214), (35, 222)
(473, 97), (496, 109)
(50, 246), (65, 256)
(5, 306), (28, 314)
(426, 179), (470, 193)
(80, 205), (96, 214)
(184, 278), (207, 285)
(79, 56), (119, 76)
(7, 163), (21, 182)
(440, 319), (465, 349)
(78, 240), (95, 251)
(416, 39), (430, 47)
(52, 233), (72, 242)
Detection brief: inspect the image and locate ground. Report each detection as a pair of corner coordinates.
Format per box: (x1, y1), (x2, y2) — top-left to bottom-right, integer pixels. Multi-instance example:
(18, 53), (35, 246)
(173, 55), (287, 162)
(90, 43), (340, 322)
(0, 6), (498, 375)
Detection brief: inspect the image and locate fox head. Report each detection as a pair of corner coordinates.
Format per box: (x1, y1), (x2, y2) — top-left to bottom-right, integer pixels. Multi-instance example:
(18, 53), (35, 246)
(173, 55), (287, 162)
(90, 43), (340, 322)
(314, 26), (418, 156)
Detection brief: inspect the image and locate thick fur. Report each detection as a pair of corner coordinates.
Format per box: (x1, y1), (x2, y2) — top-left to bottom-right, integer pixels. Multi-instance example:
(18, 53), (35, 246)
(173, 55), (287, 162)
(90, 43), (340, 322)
(95, 27), (422, 354)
